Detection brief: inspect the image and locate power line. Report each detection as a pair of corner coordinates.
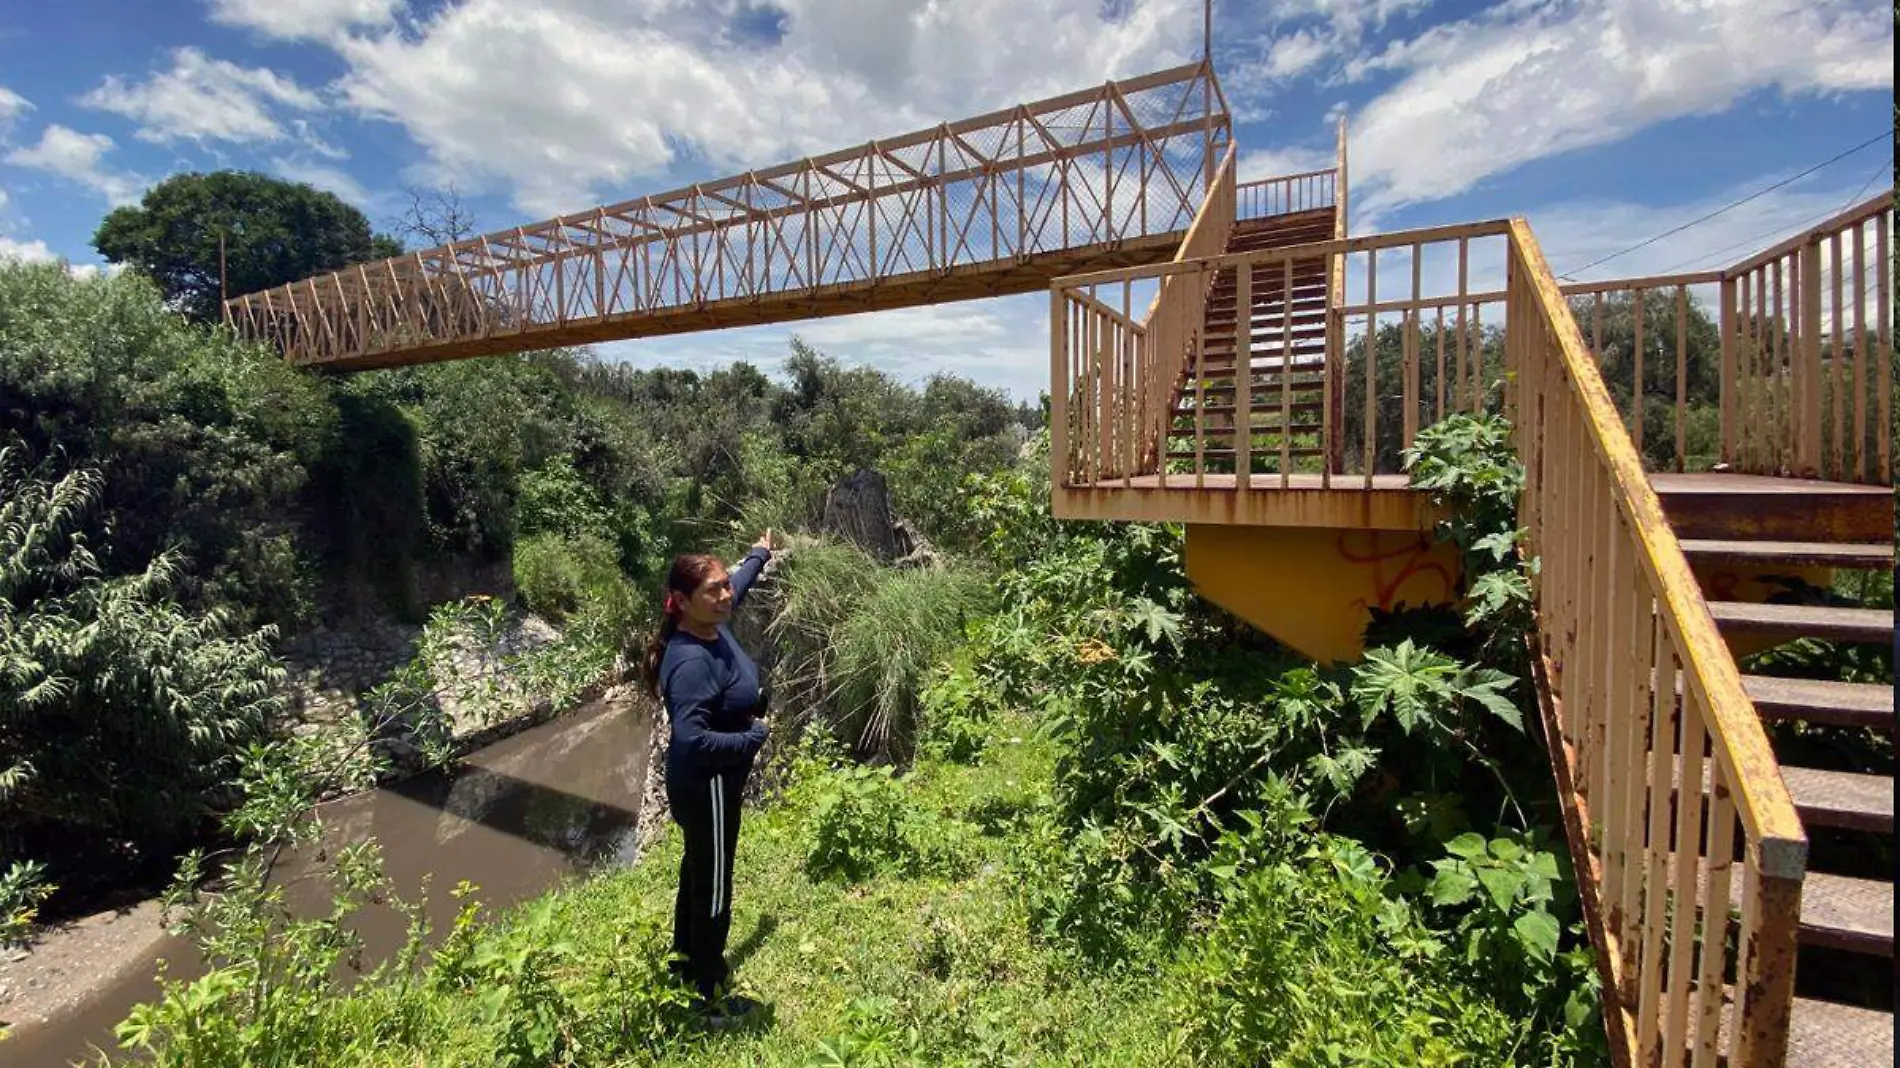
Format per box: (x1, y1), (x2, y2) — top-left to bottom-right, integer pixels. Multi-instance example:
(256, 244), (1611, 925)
(1650, 157), (1895, 276)
(1557, 129), (1893, 281)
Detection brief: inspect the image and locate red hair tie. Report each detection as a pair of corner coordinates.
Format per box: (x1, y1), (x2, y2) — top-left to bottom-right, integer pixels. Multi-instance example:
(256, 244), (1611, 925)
(663, 591), (682, 618)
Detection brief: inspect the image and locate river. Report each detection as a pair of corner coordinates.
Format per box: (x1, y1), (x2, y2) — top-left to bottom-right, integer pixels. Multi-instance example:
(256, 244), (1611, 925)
(3, 692), (654, 1067)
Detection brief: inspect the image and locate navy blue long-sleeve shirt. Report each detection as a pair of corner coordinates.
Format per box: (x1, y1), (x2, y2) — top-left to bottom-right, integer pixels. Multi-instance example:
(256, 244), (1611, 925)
(658, 547), (771, 779)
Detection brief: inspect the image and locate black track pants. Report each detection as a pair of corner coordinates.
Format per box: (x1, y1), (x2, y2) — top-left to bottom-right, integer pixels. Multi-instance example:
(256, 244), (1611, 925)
(666, 766), (745, 1000)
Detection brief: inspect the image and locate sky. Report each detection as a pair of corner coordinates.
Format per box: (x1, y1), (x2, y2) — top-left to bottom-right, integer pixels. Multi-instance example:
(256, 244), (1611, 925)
(0, 0), (1892, 401)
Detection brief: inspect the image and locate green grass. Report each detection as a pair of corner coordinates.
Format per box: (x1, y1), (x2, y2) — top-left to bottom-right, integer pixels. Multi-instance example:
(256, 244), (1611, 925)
(586, 722), (1183, 1066)
(124, 712), (1186, 1067)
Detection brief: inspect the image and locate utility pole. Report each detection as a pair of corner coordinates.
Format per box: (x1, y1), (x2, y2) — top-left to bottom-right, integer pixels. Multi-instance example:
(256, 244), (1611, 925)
(1204, 0), (1212, 66)
(1202, 0), (1215, 193)
(218, 229), (228, 307)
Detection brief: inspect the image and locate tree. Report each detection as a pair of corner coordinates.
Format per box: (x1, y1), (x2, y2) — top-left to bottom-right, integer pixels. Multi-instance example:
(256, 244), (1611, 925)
(390, 182), (477, 248)
(92, 171), (403, 323)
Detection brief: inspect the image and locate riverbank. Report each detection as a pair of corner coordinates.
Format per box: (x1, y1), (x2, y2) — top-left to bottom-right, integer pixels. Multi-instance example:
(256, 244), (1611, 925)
(0, 592), (654, 1062)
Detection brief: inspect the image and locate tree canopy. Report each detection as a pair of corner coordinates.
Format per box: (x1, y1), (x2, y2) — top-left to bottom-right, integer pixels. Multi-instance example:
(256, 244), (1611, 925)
(92, 170), (403, 322)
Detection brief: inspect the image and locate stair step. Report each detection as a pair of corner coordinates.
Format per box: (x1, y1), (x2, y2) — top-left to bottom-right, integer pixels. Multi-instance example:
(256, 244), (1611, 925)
(1177, 400), (1326, 416)
(1800, 872), (1893, 956)
(1202, 328), (1330, 347)
(1199, 376), (1327, 394)
(1651, 474), (1892, 543)
(1207, 284), (1329, 302)
(1708, 601), (1894, 644)
(1743, 675), (1894, 730)
(1205, 302), (1331, 319)
(1168, 447), (1325, 460)
(1720, 989), (1894, 1068)
(1173, 426), (1326, 441)
(1782, 766), (1894, 833)
(1681, 539), (1893, 569)
(1193, 352), (1331, 368)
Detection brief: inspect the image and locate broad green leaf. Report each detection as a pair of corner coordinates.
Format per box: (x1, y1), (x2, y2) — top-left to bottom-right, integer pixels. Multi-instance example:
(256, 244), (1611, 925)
(1429, 867), (1477, 907)
(1443, 832), (1488, 860)
(1513, 910), (1561, 964)
(1476, 866), (1525, 912)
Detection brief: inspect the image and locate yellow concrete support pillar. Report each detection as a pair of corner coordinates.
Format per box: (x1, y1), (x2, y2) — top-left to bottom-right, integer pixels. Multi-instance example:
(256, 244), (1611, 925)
(1184, 524), (1463, 665)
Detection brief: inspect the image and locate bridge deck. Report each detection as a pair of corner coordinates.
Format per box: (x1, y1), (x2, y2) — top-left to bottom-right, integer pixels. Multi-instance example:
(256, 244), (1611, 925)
(225, 62), (1230, 372)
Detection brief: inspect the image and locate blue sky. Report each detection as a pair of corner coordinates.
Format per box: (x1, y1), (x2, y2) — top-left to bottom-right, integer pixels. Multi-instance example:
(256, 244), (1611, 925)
(1, 0), (1892, 400)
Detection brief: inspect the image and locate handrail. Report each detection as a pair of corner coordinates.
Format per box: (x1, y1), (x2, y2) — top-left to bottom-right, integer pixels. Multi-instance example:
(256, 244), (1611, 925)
(1050, 212), (1819, 1065)
(1508, 220), (1804, 1067)
(1716, 194), (1892, 483)
(1327, 115), (1349, 475)
(1562, 275), (1725, 473)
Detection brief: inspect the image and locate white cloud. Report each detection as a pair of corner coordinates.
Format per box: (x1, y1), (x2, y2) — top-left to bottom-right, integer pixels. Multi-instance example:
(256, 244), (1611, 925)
(0, 86), (29, 141)
(0, 234), (56, 264)
(1532, 172), (1894, 283)
(272, 157), (376, 209)
(206, 0), (404, 41)
(82, 46), (321, 146)
(4, 125), (146, 206)
(1216, 0), (1436, 114)
(331, 0), (1201, 216)
(1238, 144), (1336, 182)
(1347, 0), (1894, 214)
(291, 119), (349, 160)
(0, 232), (123, 280)
(1264, 30), (1332, 80)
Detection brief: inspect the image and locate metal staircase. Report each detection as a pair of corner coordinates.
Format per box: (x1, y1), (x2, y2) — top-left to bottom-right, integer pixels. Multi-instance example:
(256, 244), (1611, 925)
(1658, 474), (1894, 1066)
(1167, 208), (1336, 472)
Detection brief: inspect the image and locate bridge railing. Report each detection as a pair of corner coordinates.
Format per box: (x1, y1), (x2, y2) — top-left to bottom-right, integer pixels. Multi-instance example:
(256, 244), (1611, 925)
(1051, 222), (1518, 489)
(1235, 167), (1337, 222)
(225, 62), (1231, 369)
(1050, 143), (1234, 484)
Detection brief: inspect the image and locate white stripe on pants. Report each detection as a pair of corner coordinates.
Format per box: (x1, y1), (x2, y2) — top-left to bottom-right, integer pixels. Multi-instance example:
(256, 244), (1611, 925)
(710, 774), (724, 918)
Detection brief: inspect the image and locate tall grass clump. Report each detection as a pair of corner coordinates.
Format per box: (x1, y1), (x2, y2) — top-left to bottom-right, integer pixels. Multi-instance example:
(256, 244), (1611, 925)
(769, 542), (992, 761)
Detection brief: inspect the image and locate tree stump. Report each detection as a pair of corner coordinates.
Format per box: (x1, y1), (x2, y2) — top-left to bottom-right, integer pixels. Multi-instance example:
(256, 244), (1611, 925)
(820, 468), (902, 562)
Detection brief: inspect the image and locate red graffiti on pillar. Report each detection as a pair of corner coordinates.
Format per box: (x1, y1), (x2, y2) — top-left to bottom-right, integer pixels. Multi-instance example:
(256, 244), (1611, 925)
(1334, 530), (1456, 614)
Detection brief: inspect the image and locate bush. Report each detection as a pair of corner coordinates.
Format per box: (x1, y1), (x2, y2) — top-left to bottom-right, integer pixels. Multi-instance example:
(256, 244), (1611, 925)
(118, 847), (699, 1067)
(0, 454), (283, 875)
(793, 759), (969, 883)
(511, 531), (634, 625)
(1171, 837), (1524, 1067)
(917, 659), (999, 764)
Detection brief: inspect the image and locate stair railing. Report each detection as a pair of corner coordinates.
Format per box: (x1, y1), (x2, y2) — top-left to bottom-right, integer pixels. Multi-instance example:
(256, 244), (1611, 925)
(1234, 167), (1337, 221)
(1508, 221), (1807, 1068)
(1718, 195), (1893, 484)
(1051, 143), (1236, 486)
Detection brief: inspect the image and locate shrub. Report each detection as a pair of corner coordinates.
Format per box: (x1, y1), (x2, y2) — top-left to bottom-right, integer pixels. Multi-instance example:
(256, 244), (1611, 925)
(917, 659), (998, 764)
(0, 262), (335, 627)
(794, 761), (969, 883)
(770, 542), (993, 761)
(511, 532), (635, 626)
(1171, 836), (1524, 1067)
(0, 453), (283, 875)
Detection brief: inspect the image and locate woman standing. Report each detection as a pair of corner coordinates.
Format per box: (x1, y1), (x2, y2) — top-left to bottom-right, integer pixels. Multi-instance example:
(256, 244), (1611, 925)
(642, 531), (774, 1022)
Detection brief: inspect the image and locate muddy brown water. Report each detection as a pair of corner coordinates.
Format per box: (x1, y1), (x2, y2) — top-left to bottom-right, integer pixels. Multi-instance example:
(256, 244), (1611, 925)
(4, 695), (654, 1067)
